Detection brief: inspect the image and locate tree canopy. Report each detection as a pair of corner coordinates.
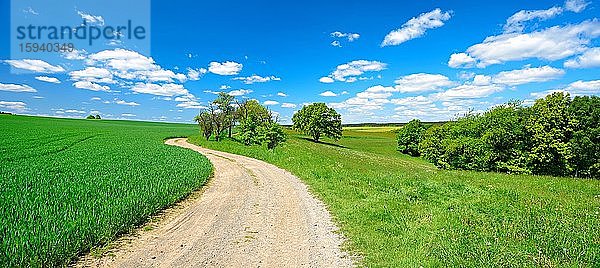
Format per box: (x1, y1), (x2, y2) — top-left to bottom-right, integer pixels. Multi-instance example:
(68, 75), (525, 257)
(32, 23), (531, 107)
(292, 103), (342, 142)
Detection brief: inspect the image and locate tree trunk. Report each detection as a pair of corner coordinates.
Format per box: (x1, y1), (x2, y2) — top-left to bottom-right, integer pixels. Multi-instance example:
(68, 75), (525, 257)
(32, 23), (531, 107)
(228, 124), (232, 138)
(312, 132), (320, 142)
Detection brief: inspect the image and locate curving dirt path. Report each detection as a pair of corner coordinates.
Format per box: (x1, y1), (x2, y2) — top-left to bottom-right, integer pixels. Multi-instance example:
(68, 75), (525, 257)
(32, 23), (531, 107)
(82, 138), (353, 268)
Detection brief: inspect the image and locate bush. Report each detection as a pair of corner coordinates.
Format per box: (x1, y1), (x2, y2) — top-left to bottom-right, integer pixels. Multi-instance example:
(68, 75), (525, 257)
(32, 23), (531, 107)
(259, 121), (286, 150)
(397, 119), (429, 156)
(415, 92), (599, 178)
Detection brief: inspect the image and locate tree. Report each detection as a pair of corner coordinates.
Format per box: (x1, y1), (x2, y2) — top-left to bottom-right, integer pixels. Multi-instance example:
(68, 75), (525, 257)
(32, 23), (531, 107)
(259, 120), (287, 150)
(213, 92), (236, 138)
(236, 99), (272, 145)
(208, 104), (227, 141)
(567, 95), (600, 178)
(86, 115), (96, 119)
(397, 119), (429, 156)
(525, 92), (573, 176)
(194, 111), (213, 140)
(95, 115), (101, 120)
(292, 103), (342, 142)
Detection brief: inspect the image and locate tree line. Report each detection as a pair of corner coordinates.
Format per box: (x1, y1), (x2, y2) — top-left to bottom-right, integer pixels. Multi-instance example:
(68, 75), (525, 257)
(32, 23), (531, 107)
(397, 92), (600, 179)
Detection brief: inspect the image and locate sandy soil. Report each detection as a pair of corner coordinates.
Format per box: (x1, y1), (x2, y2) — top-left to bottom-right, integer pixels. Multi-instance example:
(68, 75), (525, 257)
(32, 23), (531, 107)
(78, 138), (353, 268)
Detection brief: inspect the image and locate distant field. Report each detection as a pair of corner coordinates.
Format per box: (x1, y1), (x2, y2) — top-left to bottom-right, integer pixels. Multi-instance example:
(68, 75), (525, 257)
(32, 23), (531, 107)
(190, 127), (600, 267)
(343, 126), (401, 133)
(0, 115), (212, 267)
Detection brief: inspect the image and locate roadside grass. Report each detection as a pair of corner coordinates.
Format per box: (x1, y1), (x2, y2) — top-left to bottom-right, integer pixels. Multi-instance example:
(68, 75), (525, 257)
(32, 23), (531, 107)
(0, 115), (212, 267)
(189, 128), (600, 267)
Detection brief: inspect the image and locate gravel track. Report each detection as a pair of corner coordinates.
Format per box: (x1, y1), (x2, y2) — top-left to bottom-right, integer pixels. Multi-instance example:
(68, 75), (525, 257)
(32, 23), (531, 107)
(80, 138), (353, 268)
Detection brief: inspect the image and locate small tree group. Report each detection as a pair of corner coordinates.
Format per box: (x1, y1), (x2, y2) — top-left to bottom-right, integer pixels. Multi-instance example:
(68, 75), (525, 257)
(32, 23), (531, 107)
(194, 93), (286, 150)
(399, 92), (600, 179)
(86, 114), (101, 120)
(292, 103), (342, 142)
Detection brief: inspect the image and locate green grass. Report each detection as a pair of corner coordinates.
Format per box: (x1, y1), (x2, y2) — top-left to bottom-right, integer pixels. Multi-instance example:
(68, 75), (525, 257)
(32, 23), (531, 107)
(189, 128), (600, 267)
(0, 115), (212, 267)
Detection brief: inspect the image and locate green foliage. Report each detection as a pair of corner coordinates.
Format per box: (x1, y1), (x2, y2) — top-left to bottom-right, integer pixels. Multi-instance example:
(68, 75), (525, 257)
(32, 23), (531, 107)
(417, 93), (599, 178)
(0, 115), (212, 267)
(259, 121), (286, 150)
(396, 119), (429, 156)
(194, 111), (213, 140)
(213, 92), (235, 138)
(292, 103), (342, 142)
(237, 99), (271, 146)
(189, 128), (600, 267)
(525, 92), (573, 176)
(567, 95), (600, 178)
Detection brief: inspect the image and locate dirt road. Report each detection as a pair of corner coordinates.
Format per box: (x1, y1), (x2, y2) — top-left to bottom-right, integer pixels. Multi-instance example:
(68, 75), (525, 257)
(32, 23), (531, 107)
(83, 138), (353, 267)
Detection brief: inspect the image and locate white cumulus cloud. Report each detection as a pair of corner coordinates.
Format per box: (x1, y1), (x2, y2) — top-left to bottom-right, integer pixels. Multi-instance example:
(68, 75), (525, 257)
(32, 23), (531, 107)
(208, 61), (243, 75)
(35, 76), (61, 83)
(0, 83), (37, 93)
(381, 8), (452, 47)
(5, 59), (65, 73)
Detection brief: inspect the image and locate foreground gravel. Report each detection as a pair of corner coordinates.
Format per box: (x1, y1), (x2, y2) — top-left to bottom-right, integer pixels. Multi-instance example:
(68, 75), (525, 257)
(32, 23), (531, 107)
(81, 138), (353, 268)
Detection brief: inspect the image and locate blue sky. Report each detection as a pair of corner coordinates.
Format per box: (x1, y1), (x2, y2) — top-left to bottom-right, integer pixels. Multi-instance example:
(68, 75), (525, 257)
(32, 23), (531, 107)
(0, 0), (599, 123)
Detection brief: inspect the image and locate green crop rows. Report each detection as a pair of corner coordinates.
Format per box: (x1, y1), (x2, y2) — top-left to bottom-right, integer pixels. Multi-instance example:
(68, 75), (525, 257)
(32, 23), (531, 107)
(0, 115), (212, 267)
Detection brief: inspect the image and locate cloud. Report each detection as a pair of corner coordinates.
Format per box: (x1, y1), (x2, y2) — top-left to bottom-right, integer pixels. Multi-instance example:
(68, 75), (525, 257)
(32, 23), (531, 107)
(503, 6), (563, 33)
(448, 20), (600, 68)
(61, 49), (87, 60)
(319, 77), (335, 83)
(277, 92), (287, 97)
(564, 79), (600, 94)
(115, 99), (140, 106)
(393, 73), (455, 93)
(0, 101), (27, 112)
(65, 109), (86, 114)
(35, 76), (61, 83)
(322, 60), (387, 83)
(87, 49), (158, 73)
(130, 83), (189, 97)
(4, 59), (65, 73)
(331, 41), (342, 47)
(565, 0), (589, 12)
(208, 61), (243, 75)
(91, 97), (101, 101)
(73, 81), (110, 91)
(381, 8), (452, 47)
(281, 103), (297, 108)
(77, 11), (104, 26)
(0, 83), (37, 93)
(187, 67), (207, 81)
(233, 74), (281, 84)
(448, 53), (477, 68)
(228, 89), (253, 96)
(23, 7), (38, 15)
(431, 84), (504, 100)
(121, 113), (136, 117)
(329, 85), (395, 113)
(492, 65), (565, 85)
(69, 67), (115, 84)
(331, 31), (360, 41)
(564, 47), (600, 68)
(319, 91), (338, 97)
(264, 100), (279, 105)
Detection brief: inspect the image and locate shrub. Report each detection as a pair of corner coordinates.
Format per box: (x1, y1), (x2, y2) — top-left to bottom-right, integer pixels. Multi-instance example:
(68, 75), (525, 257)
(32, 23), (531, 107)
(397, 119), (429, 156)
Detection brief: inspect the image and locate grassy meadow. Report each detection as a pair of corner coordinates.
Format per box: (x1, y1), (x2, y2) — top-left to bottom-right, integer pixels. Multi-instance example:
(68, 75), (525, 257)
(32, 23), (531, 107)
(189, 127), (600, 267)
(0, 115), (212, 267)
